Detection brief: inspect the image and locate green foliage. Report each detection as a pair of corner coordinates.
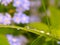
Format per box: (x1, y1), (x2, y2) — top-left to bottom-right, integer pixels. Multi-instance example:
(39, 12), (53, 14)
(31, 35), (58, 45)
(29, 6), (60, 45)
(30, 35), (57, 45)
(31, 36), (46, 45)
(29, 22), (49, 32)
(51, 29), (60, 39)
(0, 0), (60, 45)
(0, 28), (14, 34)
(0, 34), (9, 45)
(42, 16), (51, 26)
(49, 6), (60, 29)
(44, 39), (58, 45)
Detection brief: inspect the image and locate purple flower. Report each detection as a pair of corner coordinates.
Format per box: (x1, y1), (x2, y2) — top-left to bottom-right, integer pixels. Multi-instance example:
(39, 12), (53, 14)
(16, 6), (25, 12)
(19, 35), (28, 43)
(13, 0), (30, 12)
(1, 0), (12, 6)
(3, 13), (12, 25)
(0, 13), (4, 24)
(6, 34), (13, 41)
(16, 3), (30, 12)
(13, 0), (22, 7)
(13, 12), (22, 24)
(0, 0), (1, 2)
(13, 12), (30, 24)
(6, 34), (22, 45)
(20, 14), (30, 24)
(6, 34), (28, 45)
(22, 0), (30, 10)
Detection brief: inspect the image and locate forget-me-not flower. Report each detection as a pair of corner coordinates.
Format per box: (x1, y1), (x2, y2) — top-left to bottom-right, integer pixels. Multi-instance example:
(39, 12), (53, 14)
(20, 14), (30, 24)
(1, 0), (12, 6)
(3, 13), (12, 25)
(13, 0), (22, 7)
(0, 13), (4, 24)
(6, 34), (20, 45)
(13, 12), (30, 24)
(13, 0), (30, 12)
(16, 6), (25, 12)
(13, 12), (22, 24)
(6, 34), (28, 45)
(22, 0), (30, 10)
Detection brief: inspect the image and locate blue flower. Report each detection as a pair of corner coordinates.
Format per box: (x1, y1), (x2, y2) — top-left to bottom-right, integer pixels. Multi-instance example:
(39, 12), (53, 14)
(10, 37), (21, 45)
(3, 13), (12, 25)
(20, 14), (30, 24)
(16, 3), (30, 12)
(22, 4), (30, 11)
(13, 12), (22, 24)
(13, 0), (30, 12)
(13, 12), (30, 24)
(1, 0), (12, 6)
(19, 35), (28, 43)
(0, 13), (4, 24)
(6, 34), (13, 41)
(6, 34), (22, 45)
(13, 0), (22, 7)
(6, 34), (28, 45)
(16, 6), (25, 12)
(0, 0), (1, 2)
(22, 0), (30, 10)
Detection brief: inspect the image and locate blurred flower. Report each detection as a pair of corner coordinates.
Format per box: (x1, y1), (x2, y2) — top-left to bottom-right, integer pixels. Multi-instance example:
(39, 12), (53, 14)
(57, 41), (60, 44)
(6, 34), (13, 41)
(13, 0), (30, 12)
(3, 13), (12, 25)
(22, 3), (30, 11)
(30, 15), (40, 22)
(31, 0), (41, 8)
(0, 0), (1, 2)
(6, 34), (28, 45)
(0, 0), (30, 25)
(20, 14), (30, 24)
(1, 0), (12, 6)
(0, 13), (4, 24)
(13, 0), (22, 7)
(16, 6), (25, 12)
(6, 34), (20, 45)
(13, 12), (22, 24)
(22, 0), (30, 10)
(13, 12), (30, 24)
(50, 0), (55, 5)
(19, 35), (29, 44)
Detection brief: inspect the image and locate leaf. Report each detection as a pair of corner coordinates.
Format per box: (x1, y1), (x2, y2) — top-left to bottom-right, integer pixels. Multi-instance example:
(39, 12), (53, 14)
(29, 22), (49, 32)
(0, 24), (48, 36)
(0, 28), (14, 34)
(0, 25), (41, 35)
(51, 29), (60, 39)
(31, 35), (46, 45)
(0, 34), (9, 45)
(42, 16), (51, 26)
(45, 37), (52, 42)
(49, 6), (60, 28)
(44, 39), (58, 45)
(31, 35), (58, 45)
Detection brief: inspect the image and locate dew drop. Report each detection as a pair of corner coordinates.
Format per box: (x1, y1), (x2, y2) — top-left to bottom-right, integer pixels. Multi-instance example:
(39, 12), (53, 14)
(46, 32), (50, 35)
(40, 30), (45, 33)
